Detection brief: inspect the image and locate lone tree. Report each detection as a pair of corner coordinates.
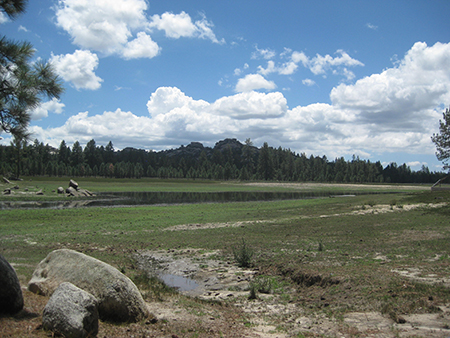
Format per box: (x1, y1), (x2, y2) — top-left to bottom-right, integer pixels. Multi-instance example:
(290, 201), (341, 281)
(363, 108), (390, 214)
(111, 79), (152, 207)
(431, 106), (450, 171)
(0, 0), (64, 138)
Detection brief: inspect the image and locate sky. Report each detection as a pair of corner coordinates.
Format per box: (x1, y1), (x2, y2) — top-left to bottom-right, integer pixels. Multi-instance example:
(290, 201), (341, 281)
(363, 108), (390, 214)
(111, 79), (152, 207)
(1, 0), (450, 171)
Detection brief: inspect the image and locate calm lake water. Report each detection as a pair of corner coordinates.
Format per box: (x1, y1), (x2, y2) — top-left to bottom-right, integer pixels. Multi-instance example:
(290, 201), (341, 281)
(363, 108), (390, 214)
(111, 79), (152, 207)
(0, 191), (360, 210)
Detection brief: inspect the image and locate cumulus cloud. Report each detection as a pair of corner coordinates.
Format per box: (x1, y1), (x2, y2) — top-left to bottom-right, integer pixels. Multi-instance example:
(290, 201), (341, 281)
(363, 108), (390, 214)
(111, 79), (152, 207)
(54, 0), (222, 59)
(147, 87), (209, 118)
(122, 32), (160, 59)
(150, 11), (223, 44)
(210, 91), (287, 119)
(235, 74), (277, 92)
(257, 61), (276, 76)
(55, 0), (148, 55)
(28, 42), (450, 166)
(254, 49), (362, 80)
(330, 41), (450, 132)
(51, 50), (103, 90)
(307, 50), (364, 76)
(150, 11), (197, 39)
(30, 98), (65, 120)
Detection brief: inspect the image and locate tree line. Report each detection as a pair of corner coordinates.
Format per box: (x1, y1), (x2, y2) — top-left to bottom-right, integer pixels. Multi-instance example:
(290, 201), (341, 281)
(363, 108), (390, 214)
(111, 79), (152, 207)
(0, 138), (446, 184)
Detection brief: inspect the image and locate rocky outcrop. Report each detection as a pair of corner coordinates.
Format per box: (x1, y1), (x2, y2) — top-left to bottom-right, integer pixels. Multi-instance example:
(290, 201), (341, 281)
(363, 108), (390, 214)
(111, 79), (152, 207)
(28, 249), (149, 322)
(43, 282), (99, 338)
(65, 180), (95, 197)
(0, 254), (24, 315)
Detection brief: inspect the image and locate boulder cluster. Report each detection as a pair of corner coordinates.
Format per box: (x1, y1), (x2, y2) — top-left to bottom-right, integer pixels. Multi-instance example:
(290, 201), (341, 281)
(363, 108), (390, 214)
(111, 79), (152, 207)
(1, 178), (95, 197)
(60, 179), (95, 197)
(1, 249), (149, 338)
(1, 177), (35, 195)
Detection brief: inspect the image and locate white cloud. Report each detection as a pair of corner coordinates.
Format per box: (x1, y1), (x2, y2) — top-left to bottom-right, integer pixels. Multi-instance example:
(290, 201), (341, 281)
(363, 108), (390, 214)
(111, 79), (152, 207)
(30, 98), (65, 120)
(308, 50), (364, 76)
(210, 91), (287, 119)
(278, 61), (298, 75)
(18, 25), (29, 32)
(251, 46), (276, 60)
(302, 79), (316, 86)
(407, 161), (427, 168)
(28, 42), (450, 165)
(257, 61), (276, 76)
(234, 63), (249, 76)
(150, 11), (223, 44)
(0, 12), (8, 24)
(194, 13), (225, 44)
(330, 41), (450, 132)
(253, 49), (362, 80)
(55, 0), (148, 56)
(51, 50), (103, 90)
(55, 1), (223, 59)
(150, 11), (197, 39)
(147, 87), (209, 118)
(235, 74), (277, 92)
(122, 32), (160, 59)
(366, 23), (378, 30)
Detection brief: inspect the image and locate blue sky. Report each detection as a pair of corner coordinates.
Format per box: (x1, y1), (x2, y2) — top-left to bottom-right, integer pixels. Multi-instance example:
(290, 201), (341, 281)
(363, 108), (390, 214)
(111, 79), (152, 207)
(1, 0), (450, 171)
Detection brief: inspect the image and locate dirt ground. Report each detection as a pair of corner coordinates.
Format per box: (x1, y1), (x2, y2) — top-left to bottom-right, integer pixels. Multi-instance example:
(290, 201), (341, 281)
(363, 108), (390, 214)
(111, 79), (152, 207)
(3, 186), (450, 337)
(135, 248), (450, 338)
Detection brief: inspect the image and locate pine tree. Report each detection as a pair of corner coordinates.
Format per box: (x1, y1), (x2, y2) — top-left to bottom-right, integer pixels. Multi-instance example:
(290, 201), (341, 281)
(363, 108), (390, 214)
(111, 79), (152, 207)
(0, 1), (63, 137)
(431, 107), (450, 170)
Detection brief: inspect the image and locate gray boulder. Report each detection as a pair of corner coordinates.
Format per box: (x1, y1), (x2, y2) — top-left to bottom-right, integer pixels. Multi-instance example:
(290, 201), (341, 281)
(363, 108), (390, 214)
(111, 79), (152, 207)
(69, 179), (79, 190)
(28, 249), (149, 322)
(0, 254), (24, 315)
(57, 187), (64, 194)
(66, 186), (77, 196)
(43, 282), (98, 338)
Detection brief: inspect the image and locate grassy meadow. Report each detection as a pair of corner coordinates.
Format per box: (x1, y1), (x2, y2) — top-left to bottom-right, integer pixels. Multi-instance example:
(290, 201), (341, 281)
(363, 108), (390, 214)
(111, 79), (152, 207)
(1, 177), (450, 337)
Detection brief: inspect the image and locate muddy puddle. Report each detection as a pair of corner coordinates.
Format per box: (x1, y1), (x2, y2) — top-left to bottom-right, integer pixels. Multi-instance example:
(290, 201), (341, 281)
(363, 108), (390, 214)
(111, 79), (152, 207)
(135, 249), (256, 298)
(136, 248), (450, 338)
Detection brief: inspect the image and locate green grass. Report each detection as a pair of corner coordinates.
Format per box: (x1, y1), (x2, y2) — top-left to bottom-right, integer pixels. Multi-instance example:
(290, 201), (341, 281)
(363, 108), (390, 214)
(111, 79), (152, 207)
(1, 178), (449, 324)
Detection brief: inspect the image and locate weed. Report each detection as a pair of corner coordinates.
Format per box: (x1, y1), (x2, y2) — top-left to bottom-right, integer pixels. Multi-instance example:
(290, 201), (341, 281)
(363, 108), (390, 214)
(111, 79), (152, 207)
(233, 238), (253, 268)
(132, 272), (177, 301)
(318, 241), (323, 252)
(248, 284), (258, 300)
(253, 275), (274, 294)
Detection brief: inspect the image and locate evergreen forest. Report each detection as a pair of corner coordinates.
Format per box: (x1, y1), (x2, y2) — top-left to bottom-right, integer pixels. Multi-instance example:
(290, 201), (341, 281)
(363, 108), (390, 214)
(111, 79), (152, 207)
(0, 138), (446, 184)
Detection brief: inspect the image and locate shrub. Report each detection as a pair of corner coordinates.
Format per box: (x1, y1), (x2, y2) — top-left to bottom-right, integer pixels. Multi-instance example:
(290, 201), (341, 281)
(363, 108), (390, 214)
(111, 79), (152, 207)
(233, 238), (254, 268)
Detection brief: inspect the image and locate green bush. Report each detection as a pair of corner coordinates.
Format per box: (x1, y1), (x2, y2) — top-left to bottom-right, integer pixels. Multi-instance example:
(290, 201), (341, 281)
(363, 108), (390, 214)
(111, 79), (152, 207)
(233, 238), (254, 268)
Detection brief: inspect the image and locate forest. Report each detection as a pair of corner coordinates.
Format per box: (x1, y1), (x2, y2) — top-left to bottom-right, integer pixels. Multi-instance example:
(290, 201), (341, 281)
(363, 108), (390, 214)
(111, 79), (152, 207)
(0, 137), (446, 184)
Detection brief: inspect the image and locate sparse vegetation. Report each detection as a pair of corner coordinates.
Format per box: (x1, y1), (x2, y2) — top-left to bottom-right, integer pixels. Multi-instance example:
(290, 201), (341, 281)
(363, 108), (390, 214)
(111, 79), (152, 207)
(232, 238), (254, 268)
(1, 180), (450, 337)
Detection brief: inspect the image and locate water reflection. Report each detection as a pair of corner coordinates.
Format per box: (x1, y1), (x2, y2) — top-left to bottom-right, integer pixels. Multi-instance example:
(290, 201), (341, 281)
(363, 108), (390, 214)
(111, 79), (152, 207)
(159, 274), (198, 291)
(0, 190), (357, 210)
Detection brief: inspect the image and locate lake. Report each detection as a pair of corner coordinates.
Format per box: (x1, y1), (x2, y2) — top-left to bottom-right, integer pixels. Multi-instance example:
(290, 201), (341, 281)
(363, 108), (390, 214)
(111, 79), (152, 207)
(0, 191), (361, 210)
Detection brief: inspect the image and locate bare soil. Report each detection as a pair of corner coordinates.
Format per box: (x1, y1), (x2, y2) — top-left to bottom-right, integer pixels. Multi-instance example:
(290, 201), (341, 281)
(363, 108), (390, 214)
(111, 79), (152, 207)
(134, 248), (450, 338)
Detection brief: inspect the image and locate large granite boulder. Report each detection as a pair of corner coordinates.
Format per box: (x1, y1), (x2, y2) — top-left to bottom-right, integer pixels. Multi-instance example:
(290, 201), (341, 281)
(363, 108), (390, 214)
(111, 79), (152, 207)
(28, 249), (148, 322)
(0, 254), (24, 315)
(43, 282), (98, 338)
(69, 179), (79, 190)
